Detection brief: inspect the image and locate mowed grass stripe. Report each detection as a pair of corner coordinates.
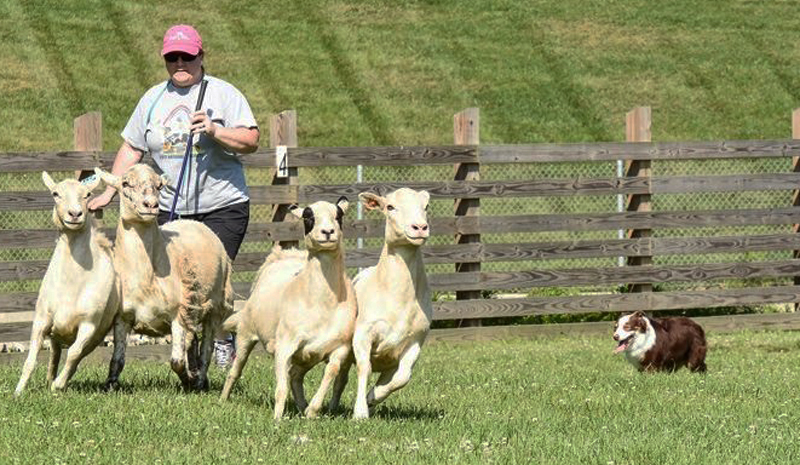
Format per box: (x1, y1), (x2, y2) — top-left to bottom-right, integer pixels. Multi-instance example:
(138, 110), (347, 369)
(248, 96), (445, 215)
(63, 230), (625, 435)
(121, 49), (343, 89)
(1, 331), (799, 463)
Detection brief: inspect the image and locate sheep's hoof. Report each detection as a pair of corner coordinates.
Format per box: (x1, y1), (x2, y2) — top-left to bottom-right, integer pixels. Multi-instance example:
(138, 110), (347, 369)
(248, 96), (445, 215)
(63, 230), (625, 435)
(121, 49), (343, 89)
(101, 380), (120, 392)
(193, 377), (210, 392)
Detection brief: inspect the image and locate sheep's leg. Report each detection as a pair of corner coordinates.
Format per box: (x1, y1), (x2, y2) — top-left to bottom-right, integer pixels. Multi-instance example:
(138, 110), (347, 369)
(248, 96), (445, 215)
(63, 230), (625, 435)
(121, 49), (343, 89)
(15, 318), (51, 396)
(306, 346), (349, 418)
(194, 321), (216, 392)
(185, 332), (199, 384)
(366, 369), (395, 405)
(219, 335), (258, 401)
(47, 343), (62, 386)
(170, 320), (192, 391)
(369, 343), (421, 406)
(52, 323), (97, 391)
(352, 334), (373, 419)
(103, 319), (130, 392)
(273, 343), (298, 420)
(290, 365), (308, 413)
(329, 355), (353, 413)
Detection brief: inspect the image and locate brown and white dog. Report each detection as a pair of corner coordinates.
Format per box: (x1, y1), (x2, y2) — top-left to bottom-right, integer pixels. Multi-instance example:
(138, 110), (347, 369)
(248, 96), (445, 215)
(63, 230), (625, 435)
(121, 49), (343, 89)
(613, 311), (707, 373)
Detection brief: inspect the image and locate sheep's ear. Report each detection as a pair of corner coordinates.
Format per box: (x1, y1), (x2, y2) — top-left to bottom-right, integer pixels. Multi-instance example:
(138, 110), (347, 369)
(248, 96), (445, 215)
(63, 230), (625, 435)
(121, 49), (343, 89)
(42, 171), (56, 192)
(82, 174), (103, 193)
(288, 204), (303, 219)
(359, 192), (385, 211)
(95, 168), (121, 190)
(419, 190), (430, 206)
(336, 196), (349, 214)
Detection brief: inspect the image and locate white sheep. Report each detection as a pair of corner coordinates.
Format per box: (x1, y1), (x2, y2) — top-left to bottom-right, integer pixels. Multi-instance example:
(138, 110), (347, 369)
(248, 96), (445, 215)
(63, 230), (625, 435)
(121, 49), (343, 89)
(351, 188), (432, 419)
(220, 197), (357, 419)
(95, 165), (233, 391)
(15, 173), (120, 395)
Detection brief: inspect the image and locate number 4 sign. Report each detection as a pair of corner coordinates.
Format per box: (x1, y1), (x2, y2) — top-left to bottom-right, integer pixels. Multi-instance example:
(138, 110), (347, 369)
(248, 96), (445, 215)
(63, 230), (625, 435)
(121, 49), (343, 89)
(276, 145), (288, 178)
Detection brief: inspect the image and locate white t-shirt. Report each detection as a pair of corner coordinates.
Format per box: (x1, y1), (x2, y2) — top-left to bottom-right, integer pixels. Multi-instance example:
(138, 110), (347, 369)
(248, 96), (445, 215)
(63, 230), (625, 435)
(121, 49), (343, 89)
(122, 75), (258, 215)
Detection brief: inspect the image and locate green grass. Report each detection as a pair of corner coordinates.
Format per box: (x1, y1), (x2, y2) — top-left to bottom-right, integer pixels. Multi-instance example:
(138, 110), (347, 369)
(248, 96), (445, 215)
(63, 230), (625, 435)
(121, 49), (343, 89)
(3, 0), (800, 153)
(2, 330), (800, 464)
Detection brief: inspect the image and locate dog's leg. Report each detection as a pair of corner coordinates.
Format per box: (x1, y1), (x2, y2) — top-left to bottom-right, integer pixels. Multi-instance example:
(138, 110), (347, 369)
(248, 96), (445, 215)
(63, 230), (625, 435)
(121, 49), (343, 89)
(688, 341), (707, 373)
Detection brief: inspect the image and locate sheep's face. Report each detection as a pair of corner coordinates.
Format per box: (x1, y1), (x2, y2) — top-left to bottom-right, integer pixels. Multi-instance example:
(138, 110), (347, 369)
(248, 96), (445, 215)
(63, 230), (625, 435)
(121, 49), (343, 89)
(96, 165), (167, 223)
(290, 197), (348, 251)
(42, 171), (100, 231)
(360, 188), (430, 247)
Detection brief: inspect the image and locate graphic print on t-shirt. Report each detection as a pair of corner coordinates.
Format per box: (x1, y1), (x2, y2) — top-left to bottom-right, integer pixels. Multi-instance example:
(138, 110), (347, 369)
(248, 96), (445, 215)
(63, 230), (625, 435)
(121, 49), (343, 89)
(160, 104), (206, 158)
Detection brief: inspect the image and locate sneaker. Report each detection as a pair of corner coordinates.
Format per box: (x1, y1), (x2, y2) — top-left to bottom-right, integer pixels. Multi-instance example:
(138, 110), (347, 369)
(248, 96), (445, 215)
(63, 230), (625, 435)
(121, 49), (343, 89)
(213, 339), (235, 368)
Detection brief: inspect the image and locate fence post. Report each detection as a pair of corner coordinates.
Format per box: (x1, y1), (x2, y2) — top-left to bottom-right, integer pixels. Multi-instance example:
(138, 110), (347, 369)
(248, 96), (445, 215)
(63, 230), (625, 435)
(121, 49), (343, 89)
(74, 111), (103, 218)
(625, 106), (652, 293)
(792, 109), (800, 311)
(453, 108), (481, 327)
(270, 109), (299, 249)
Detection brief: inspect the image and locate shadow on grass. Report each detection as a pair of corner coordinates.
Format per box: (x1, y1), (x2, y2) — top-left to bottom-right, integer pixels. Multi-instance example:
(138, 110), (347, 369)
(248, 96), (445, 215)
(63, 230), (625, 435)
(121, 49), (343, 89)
(66, 376), (200, 395)
(369, 405), (445, 421)
(221, 388), (443, 421)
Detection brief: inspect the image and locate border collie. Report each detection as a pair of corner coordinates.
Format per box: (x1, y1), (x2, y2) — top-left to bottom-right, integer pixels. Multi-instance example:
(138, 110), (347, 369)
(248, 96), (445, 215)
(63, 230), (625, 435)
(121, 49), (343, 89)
(613, 311), (707, 373)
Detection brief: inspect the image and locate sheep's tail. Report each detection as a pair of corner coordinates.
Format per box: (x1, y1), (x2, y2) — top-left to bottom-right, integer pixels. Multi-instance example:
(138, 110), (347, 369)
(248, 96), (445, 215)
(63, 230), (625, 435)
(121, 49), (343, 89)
(218, 257), (236, 334)
(223, 256), (235, 319)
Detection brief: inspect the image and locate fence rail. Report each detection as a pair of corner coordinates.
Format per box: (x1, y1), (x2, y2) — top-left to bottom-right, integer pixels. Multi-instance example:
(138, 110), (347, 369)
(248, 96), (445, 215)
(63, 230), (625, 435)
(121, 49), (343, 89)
(2, 106), (800, 348)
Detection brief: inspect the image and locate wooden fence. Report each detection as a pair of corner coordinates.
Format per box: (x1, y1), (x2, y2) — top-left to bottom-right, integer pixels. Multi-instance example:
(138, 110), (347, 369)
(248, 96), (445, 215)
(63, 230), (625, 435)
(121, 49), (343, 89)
(3, 107), (800, 349)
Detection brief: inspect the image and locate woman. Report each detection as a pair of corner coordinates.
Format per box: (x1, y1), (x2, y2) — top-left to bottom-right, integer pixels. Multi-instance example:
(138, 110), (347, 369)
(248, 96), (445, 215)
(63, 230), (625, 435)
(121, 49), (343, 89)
(90, 24), (259, 367)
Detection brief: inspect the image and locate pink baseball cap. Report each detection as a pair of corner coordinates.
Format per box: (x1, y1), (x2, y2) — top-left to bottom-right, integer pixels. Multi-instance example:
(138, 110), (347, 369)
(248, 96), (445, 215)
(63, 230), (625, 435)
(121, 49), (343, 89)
(161, 25), (203, 56)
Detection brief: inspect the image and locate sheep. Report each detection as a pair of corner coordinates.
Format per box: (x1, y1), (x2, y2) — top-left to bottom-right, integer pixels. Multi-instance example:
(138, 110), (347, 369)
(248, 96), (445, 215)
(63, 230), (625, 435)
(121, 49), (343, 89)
(95, 165), (233, 392)
(15, 172), (120, 395)
(220, 197), (357, 420)
(351, 188), (432, 419)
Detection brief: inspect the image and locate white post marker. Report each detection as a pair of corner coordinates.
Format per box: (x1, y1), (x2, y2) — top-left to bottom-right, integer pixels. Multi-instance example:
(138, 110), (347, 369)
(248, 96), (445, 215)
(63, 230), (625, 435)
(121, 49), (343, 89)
(276, 145), (289, 178)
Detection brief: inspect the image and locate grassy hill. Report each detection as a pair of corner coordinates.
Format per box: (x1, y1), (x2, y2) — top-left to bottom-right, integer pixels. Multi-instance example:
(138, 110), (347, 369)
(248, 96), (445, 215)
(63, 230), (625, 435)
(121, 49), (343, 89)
(3, 0), (800, 152)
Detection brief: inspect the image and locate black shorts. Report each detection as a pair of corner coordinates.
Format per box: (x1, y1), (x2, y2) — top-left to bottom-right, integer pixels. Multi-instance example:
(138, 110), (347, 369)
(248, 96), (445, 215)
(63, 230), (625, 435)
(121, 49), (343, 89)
(158, 201), (250, 260)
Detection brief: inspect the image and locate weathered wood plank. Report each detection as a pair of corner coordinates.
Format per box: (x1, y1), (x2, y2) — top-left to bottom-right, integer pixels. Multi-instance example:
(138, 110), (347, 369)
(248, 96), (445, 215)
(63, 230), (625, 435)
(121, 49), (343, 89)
(0, 292), (37, 313)
(0, 260), (49, 281)
(0, 152), (116, 172)
(480, 140), (800, 164)
(624, 107), (653, 292)
(4, 233), (799, 283)
(0, 322), (30, 344)
(6, 173), (800, 212)
(652, 173), (800, 194)
(240, 185), (298, 205)
(3, 140), (798, 173)
(299, 177), (651, 203)
(0, 184), (297, 212)
(426, 312), (800, 343)
(0, 228), (113, 250)
(240, 146), (480, 168)
(428, 259), (800, 291)
(478, 207), (800, 234)
(1, 208), (798, 251)
(269, 110), (300, 249)
(432, 286), (800, 320)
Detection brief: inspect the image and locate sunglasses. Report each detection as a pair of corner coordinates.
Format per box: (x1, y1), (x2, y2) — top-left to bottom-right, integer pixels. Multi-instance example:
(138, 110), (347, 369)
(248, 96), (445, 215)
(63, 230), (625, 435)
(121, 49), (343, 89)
(164, 52), (200, 63)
